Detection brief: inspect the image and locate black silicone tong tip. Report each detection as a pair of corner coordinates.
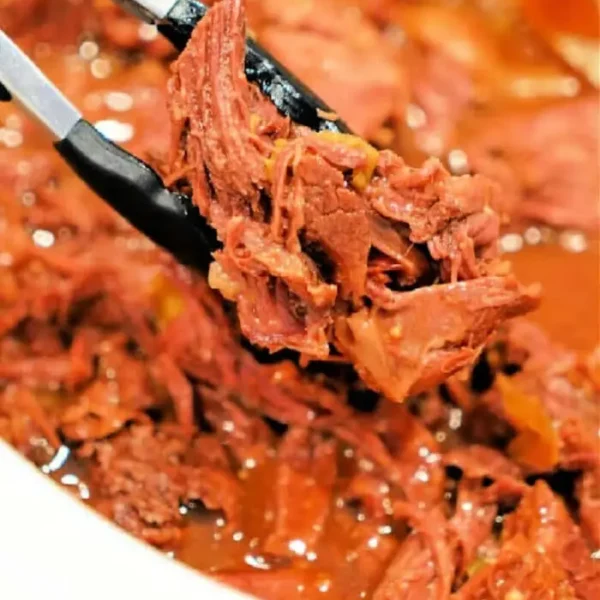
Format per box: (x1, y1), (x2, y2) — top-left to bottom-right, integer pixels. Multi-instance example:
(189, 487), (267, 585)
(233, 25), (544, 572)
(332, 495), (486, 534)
(0, 82), (11, 101)
(158, 0), (351, 134)
(0, 27), (217, 273)
(54, 120), (218, 272)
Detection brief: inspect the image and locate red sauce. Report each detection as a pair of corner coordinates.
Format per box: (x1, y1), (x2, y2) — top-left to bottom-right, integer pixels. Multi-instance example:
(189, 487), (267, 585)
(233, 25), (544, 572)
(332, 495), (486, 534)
(511, 237), (600, 353)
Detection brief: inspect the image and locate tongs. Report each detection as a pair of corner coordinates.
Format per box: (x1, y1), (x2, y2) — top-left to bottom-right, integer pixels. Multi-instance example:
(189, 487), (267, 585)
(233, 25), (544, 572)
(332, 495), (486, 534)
(117, 0), (349, 133)
(0, 0), (349, 272)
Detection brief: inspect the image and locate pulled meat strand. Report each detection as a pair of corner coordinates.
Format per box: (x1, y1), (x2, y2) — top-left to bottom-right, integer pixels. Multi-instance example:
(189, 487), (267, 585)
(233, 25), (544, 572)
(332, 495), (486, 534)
(167, 0), (538, 402)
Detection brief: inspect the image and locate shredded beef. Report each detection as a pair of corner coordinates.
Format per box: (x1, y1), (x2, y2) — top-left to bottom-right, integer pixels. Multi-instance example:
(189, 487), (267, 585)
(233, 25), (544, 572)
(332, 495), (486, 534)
(167, 0), (538, 402)
(356, 1), (599, 231)
(374, 403), (445, 507)
(443, 445), (527, 503)
(448, 479), (498, 581)
(487, 319), (600, 474)
(454, 482), (600, 600)
(373, 507), (454, 600)
(464, 96), (600, 232)
(1, 1), (599, 599)
(0, 385), (60, 458)
(89, 424), (242, 546)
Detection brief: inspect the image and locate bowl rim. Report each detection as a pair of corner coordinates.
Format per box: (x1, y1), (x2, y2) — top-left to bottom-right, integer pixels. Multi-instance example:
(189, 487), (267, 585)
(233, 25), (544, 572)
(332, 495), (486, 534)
(0, 440), (254, 600)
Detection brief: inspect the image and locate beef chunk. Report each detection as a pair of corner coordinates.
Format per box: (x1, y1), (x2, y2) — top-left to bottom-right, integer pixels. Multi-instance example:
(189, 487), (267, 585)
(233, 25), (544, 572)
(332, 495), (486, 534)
(337, 276), (538, 401)
(373, 507), (454, 600)
(89, 424), (242, 546)
(464, 96), (600, 232)
(454, 482), (600, 600)
(488, 319), (600, 474)
(167, 0), (538, 402)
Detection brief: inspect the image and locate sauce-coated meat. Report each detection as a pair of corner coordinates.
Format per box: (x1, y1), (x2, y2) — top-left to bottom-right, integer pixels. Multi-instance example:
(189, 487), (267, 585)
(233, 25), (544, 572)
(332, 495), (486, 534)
(0, 1), (598, 599)
(168, 0), (538, 400)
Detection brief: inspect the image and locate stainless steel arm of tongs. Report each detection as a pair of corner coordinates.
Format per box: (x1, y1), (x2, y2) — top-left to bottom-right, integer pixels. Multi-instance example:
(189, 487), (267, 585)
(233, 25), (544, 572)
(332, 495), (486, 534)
(0, 0), (349, 272)
(115, 0), (180, 21)
(0, 29), (216, 271)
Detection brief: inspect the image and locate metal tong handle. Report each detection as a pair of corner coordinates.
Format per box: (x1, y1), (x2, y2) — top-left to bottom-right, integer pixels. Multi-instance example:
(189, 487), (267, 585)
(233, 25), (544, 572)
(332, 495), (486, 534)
(0, 30), (81, 139)
(0, 30), (215, 271)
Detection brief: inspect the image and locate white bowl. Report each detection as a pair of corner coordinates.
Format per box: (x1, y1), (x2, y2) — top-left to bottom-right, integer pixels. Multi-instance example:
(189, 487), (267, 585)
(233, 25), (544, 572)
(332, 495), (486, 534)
(0, 441), (253, 599)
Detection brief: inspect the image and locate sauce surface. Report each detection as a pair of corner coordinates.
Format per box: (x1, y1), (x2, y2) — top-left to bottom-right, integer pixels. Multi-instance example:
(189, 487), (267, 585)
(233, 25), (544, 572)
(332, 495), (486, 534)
(511, 236), (600, 353)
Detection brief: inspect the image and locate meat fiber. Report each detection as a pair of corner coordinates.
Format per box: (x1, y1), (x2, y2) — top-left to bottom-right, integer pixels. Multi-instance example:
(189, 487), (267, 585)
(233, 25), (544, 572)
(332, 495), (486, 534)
(90, 424), (243, 546)
(373, 507), (454, 600)
(167, 0), (539, 402)
(464, 96), (600, 232)
(454, 482), (600, 600)
(1, 1), (599, 598)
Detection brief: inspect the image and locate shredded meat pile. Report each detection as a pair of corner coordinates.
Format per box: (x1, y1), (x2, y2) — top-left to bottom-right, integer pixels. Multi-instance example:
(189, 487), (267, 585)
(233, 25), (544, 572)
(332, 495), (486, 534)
(462, 96), (600, 231)
(167, 0), (538, 401)
(0, 1), (598, 599)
